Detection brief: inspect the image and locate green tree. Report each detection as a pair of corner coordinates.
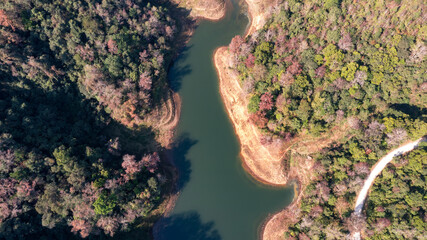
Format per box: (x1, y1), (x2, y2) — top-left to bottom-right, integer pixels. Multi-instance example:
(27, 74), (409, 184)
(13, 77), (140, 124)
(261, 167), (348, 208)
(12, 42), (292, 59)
(255, 42), (273, 64)
(93, 191), (117, 216)
(248, 95), (261, 113)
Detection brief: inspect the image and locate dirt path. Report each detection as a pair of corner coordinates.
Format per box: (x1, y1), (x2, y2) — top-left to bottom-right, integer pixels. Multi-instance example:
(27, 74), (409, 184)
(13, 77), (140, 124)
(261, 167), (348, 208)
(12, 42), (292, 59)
(352, 137), (425, 240)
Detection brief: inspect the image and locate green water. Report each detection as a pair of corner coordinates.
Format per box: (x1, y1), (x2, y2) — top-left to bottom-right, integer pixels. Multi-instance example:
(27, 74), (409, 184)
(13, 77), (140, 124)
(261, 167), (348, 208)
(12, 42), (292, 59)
(156, 1), (294, 239)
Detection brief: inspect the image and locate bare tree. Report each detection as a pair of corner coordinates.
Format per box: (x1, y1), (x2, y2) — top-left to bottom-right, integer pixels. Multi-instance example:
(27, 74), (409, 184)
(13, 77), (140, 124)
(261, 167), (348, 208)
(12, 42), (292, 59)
(345, 212), (366, 233)
(386, 128), (407, 147)
(338, 33), (354, 51)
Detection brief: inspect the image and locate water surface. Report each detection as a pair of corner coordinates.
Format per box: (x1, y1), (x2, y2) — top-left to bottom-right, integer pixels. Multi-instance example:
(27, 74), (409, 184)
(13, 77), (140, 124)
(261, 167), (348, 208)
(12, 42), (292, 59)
(157, 1), (294, 239)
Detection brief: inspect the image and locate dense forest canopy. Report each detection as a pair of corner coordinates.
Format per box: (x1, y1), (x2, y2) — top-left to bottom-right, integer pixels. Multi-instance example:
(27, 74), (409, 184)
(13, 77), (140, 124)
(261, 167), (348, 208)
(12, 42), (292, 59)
(227, 0), (426, 238)
(0, 0), (182, 238)
(230, 0), (426, 141)
(2, 0), (178, 127)
(366, 144), (426, 239)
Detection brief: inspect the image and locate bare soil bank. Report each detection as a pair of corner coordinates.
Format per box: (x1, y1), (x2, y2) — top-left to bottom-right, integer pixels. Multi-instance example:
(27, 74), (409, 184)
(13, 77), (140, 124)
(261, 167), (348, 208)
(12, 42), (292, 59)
(144, 90), (181, 148)
(215, 47), (288, 185)
(172, 0), (227, 20)
(244, 0), (276, 35)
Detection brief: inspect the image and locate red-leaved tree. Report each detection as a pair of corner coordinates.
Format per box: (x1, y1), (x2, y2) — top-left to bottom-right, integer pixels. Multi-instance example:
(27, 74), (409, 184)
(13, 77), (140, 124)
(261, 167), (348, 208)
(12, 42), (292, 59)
(250, 111), (268, 128)
(259, 92), (274, 111)
(245, 54), (255, 68)
(229, 35), (244, 55)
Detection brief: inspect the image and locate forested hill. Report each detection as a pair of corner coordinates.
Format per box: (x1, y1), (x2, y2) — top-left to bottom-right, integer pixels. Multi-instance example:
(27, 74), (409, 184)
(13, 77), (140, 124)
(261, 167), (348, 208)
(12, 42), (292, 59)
(226, 0), (426, 238)
(230, 0), (425, 139)
(0, 0), (185, 238)
(366, 143), (426, 239)
(2, 0), (178, 127)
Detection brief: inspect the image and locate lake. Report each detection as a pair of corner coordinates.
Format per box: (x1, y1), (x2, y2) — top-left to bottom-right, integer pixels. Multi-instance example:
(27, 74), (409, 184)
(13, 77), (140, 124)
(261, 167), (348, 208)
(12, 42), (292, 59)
(156, 1), (294, 239)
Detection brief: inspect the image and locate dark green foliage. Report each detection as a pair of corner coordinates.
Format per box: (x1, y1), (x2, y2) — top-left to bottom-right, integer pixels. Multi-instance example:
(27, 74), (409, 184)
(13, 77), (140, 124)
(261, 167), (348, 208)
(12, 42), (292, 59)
(0, 0), (180, 238)
(1, 0), (178, 127)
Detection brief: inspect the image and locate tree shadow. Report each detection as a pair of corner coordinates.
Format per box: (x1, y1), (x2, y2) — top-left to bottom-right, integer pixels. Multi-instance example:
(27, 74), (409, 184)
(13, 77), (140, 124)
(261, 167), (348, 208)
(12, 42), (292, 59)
(168, 133), (198, 192)
(154, 212), (221, 240)
(390, 103), (426, 121)
(161, 0), (197, 93)
(168, 44), (193, 92)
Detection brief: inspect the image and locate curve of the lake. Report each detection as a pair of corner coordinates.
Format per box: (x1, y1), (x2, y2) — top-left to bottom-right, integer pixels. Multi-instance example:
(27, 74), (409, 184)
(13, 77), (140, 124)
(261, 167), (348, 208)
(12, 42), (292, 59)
(156, 1), (294, 239)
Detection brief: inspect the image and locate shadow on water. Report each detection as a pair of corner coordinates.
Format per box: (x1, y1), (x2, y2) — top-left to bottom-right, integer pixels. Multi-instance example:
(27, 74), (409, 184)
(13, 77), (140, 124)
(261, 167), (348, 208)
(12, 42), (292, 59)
(170, 133), (198, 192)
(168, 44), (194, 92)
(155, 212), (221, 240)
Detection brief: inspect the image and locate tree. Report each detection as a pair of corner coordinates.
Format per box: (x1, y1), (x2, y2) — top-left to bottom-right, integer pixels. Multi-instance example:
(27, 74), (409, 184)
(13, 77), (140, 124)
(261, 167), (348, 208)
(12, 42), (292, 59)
(141, 153), (160, 174)
(96, 216), (119, 237)
(229, 35), (244, 55)
(250, 111), (268, 128)
(107, 39), (118, 54)
(287, 61), (302, 75)
(324, 0), (339, 9)
(104, 55), (123, 77)
(259, 92), (274, 111)
(0, 10), (15, 31)
(254, 41), (273, 64)
(386, 128), (407, 147)
(53, 146), (75, 173)
(93, 192), (117, 216)
(341, 62), (358, 81)
(248, 95), (260, 113)
(338, 33), (354, 51)
(121, 154), (141, 175)
(70, 219), (92, 238)
(245, 54), (255, 68)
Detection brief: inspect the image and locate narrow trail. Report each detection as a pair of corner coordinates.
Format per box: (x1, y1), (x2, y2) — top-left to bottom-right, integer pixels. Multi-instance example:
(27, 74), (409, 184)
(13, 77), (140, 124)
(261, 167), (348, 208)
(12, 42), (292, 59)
(352, 137), (425, 240)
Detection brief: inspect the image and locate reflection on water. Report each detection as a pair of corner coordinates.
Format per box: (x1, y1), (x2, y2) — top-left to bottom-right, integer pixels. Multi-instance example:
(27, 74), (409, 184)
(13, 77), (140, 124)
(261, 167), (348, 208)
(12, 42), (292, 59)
(157, 212), (221, 240)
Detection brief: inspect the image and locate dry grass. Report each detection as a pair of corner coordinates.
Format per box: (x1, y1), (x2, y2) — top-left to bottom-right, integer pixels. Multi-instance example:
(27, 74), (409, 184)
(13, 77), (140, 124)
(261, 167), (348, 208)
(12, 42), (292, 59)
(143, 90), (181, 148)
(172, 0), (227, 20)
(244, 0), (276, 36)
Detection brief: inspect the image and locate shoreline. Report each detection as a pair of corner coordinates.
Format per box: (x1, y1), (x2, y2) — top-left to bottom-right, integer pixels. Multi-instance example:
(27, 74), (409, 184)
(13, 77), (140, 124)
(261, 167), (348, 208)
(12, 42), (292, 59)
(212, 0), (338, 239)
(212, 0), (305, 235)
(152, 2), (230, 239)
(171, 0), (228, 21)
(214, 47), (289, 186)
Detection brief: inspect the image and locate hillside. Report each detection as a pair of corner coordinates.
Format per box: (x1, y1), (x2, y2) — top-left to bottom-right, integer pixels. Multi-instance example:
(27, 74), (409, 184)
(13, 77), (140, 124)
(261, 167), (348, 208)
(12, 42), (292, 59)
(0, 0), (194, 238)
(217, 0), (426, 238)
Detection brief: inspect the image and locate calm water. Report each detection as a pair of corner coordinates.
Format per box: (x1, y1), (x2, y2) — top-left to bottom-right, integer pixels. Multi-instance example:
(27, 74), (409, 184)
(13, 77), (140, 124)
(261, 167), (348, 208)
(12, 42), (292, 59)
(156, 1), (294, 239)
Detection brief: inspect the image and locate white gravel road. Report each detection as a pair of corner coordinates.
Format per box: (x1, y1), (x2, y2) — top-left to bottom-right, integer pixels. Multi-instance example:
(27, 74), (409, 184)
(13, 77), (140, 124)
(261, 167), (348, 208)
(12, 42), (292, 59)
(352, 137), (425, 240)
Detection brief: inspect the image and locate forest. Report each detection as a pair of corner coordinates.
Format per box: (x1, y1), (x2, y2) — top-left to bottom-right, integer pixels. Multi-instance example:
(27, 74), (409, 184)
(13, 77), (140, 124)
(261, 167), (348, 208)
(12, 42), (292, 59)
(365, 143), (426, 239)
(227, 0), (426, 238)
(0, 0), (184, 238)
